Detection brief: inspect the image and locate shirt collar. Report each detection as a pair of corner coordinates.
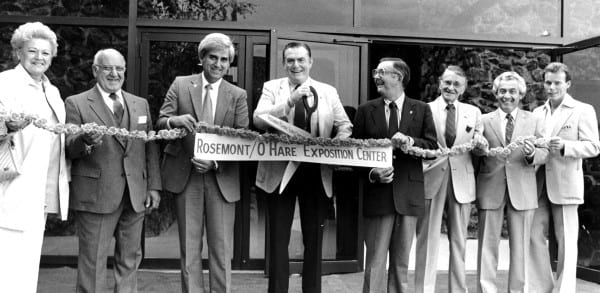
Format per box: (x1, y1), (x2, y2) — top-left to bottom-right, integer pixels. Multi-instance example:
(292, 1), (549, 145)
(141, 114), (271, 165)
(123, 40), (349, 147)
(543, 93), (575, 112)
(499, 107), (519, 120)
(384, 92), (405, 108)
(202, 72), (222, 90)
(96, 84), (123, 101)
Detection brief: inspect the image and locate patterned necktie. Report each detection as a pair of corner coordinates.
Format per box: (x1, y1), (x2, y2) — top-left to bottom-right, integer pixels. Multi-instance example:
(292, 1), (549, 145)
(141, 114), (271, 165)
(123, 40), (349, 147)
(505, 113), (514, 145)
(109, 93), (123, 125)
(445, 104), (456, 147)
(388, 102), (398, 138)
(202, 84), (213, 124)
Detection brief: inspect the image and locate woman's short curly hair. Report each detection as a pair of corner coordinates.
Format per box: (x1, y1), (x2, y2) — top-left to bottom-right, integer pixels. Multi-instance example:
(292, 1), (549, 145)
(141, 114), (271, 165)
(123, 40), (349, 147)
(10, 22), (58, 57)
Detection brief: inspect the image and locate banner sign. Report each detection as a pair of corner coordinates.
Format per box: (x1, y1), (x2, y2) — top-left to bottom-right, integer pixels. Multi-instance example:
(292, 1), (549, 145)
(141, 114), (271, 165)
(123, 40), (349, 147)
(194, 133), (392, 168)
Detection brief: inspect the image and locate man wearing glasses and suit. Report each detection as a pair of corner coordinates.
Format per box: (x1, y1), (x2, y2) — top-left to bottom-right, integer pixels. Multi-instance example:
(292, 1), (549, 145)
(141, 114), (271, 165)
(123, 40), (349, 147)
(66, 48), (161, 292)
(353, 57), (437, 293)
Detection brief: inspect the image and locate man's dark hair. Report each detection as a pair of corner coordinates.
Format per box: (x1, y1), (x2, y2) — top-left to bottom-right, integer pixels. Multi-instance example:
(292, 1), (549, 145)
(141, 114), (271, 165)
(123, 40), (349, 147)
(282, 42), (312, 63)
(379, 57), (411, 88)
(543, 62), (572, 82)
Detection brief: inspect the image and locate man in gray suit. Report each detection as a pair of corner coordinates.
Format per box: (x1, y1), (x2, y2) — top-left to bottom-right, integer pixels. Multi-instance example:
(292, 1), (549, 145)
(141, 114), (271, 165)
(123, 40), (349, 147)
(156, 33), (249, 293)
(66, 48), (161, 292)
(474, 71), (547, 293)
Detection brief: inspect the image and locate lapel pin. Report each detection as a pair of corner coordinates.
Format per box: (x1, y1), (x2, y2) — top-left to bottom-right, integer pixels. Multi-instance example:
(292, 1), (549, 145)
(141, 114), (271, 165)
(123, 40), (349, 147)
(409, 110), (413, 115)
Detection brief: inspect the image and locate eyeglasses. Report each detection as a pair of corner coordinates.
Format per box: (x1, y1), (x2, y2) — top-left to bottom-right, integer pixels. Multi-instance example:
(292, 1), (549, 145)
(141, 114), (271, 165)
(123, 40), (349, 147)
(95, 65), (126, 73)
(497, 88), (519, 95)
(372, 68), (400, 78)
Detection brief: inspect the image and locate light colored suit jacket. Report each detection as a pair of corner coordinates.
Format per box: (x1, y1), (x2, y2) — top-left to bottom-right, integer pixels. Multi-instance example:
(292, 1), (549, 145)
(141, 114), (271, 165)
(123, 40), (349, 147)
(156, 74), (249, 202)
(0, 65), (69, 231)
(533, 94), (600, 204)
(253, 77), (352, 198)
(66, 87), (161, 214)
(423, 97), (482, 203)
(476, 109), (548, 210)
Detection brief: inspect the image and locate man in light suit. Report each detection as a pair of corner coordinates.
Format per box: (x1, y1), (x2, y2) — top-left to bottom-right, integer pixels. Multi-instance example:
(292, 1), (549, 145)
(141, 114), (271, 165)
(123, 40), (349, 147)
(415, 65), (484, 293)
(253, 42), (352, 293)
(474, 72), (548, 293)
(156, 33), (249, 293)
(529, 62), (600, 293)
(353, 57), (437, 293)
(66, 48), (161, 292)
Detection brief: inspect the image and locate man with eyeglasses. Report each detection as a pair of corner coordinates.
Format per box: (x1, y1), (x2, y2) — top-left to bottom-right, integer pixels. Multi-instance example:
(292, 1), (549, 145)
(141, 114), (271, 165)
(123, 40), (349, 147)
(529, 62), (600, 293)
(253, 41), (352, 293)
(414, 65), (485, 293)
(353, 57), (437, 292)
(473, 71), (548, 293)
(65, 48), (161, 292)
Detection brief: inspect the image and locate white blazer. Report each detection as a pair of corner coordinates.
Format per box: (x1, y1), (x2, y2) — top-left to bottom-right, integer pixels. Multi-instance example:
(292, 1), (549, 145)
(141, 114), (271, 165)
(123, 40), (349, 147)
(0, 65), (69, 231)
(253, 77), (352, 197)
(533, 94), (600, 204)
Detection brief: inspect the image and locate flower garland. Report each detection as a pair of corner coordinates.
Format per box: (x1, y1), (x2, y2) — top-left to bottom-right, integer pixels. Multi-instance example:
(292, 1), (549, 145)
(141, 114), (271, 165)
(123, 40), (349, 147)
(1, 112), (549, 158)
(0, 112), (186, 141)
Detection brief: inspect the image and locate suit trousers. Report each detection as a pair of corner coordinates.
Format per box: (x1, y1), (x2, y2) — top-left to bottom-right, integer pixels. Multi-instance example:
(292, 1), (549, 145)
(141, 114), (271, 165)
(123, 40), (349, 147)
(76, 190), (144, 293)
(175, 170), (235, 293)
(477, 192), (534, 293)
(415, 171), (471, 293)
(267, 163), (329, 293)
(363, 212), (417, 293)
(528, 192), (579, 293)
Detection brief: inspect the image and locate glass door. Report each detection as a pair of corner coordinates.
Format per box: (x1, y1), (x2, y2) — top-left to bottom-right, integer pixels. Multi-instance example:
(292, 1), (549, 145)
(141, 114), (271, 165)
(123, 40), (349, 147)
(554, 37), (600, 282)
(261, 30), (369, 274)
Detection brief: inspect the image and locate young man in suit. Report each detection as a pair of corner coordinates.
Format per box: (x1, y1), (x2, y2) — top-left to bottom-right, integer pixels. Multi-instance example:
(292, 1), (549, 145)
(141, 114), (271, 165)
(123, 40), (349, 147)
(529, 62), (600, 293)
(156, 33), (249, 293)
(474, 71), (548, 293)
(253, 42), (352, 293)
(353, 57), (437, 293)
(415, 66), (485, 293)
(65, 48), (161, 292)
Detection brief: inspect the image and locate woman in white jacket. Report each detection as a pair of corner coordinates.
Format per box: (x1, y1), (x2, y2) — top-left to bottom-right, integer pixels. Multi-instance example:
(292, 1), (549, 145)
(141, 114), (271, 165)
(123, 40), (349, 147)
(0, 22), (69, 293)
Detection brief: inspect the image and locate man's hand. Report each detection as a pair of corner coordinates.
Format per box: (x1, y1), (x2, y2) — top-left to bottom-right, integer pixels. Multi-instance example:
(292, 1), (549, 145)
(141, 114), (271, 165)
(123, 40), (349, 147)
(473, 133), (488, 150)
(169, 114), (197, 133)
(522, 139), (535, 157)
(5, 120), (30, 132)
(549, 136), (565, 153)
(82, 131), (103, 146)
(370, 166), (394, 184)
(289, 84), (313, 105)
(191, 157), (215, 173)
(392, 132), (410, 145)
(145, 190), (160, 212)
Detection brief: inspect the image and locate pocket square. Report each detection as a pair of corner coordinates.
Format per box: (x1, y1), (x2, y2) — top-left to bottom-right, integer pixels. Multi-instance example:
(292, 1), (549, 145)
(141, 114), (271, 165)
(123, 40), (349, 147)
(465, 125), (472, 133)
(138, 116), (147, 124)
(561, 124), (571, 129)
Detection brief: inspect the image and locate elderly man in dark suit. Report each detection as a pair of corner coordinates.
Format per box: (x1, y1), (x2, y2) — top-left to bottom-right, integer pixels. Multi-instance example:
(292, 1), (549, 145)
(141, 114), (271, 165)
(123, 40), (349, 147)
(66, 48), (161, 292)
(156, 33), (249, 293)
(353, 57), (437, 293)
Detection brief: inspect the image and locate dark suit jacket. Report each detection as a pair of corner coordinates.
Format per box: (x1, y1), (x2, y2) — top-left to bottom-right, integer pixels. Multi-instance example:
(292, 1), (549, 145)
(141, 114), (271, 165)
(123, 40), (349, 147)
(353, 97), (437, 217)
(156, 74), (249, 202)
(65, 87), (162, 214)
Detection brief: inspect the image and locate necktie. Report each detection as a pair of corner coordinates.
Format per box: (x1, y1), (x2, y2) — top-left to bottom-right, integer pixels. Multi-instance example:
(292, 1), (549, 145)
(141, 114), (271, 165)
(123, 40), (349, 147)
(109, 93), (123, 125)
(294, 98), (306, 131)
(202, 84), (213, 124)
(388, 102), (398, 138)
(505, 113), (514, 145)
(445, 104), (456, 147)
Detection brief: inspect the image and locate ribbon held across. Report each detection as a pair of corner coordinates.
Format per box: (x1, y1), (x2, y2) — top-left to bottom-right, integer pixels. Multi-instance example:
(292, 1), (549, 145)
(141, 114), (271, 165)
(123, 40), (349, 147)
(194, 114), (393, 168)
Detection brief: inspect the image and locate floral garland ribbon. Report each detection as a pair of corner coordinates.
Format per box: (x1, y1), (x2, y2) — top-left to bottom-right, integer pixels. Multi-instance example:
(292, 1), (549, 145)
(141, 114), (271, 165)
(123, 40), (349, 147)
(1, 112), (549, 159)
(0, 112), (186, 141)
